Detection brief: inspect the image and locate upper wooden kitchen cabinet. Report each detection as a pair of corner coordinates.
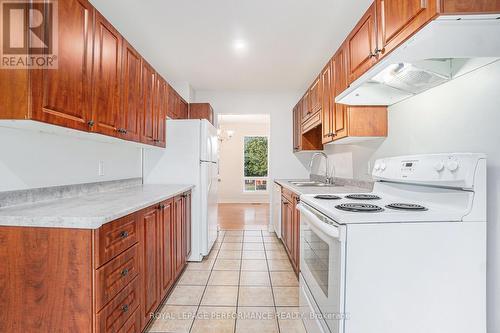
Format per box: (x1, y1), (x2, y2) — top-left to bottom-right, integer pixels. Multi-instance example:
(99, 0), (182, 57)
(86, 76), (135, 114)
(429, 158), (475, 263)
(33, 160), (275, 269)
(154, 76), (168, 148)
(91, 11), (123, 137)
(140, 60), (159, 145)
(166, 87), (189, 120)
(188, 103), (214, 124)
(376, 0), (439, 60)
(29, 0), (94, 132)
(0, 0), (173, 147)
(309, 76), (322, 117)
(120, 41), (143, 142)
(332, 44), (349, 140)
(440, 0), (500, 14)
(347, 2), (379, 83)
(300, 91), (310, 121)
(320, 61), (334, 144)
(292, 103), (302, 152)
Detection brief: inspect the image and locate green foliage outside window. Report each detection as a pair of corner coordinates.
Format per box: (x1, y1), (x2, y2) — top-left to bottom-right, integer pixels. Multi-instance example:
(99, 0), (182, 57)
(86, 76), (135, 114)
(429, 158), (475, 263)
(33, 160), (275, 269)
(244, 136), (268, 177)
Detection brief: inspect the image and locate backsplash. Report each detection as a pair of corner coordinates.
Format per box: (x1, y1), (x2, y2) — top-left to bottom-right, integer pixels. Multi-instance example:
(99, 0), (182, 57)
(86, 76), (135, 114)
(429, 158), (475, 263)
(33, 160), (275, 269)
(0, 178), (142, 208)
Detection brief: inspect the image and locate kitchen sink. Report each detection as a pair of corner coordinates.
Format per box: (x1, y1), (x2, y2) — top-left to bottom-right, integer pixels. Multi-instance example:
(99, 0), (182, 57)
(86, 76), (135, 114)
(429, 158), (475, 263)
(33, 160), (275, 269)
(289, 181), (342, 187)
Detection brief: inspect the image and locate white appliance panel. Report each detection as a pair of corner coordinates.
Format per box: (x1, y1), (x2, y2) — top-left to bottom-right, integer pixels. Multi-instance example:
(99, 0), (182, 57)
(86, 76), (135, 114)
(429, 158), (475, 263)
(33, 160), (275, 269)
(299, 204), (346, 333)
(297, 153), (487, 333)
(344, 221), (487, 333)
(144, 119), (219, 261)
(200, 119), (219, 163)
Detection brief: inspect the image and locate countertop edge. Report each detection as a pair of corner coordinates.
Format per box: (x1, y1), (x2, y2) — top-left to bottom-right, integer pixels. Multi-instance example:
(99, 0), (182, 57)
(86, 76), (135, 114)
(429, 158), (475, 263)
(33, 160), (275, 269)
(0, 184), (195, 230)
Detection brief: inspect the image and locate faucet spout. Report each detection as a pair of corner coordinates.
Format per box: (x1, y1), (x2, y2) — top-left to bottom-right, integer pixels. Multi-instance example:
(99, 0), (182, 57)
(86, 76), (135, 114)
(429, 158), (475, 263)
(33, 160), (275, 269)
(309, 152), (333, 184)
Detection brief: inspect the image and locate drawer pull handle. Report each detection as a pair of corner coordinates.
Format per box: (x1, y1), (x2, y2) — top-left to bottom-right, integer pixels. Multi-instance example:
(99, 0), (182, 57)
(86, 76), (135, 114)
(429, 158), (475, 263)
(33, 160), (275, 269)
(119, 231), (129, 239)
(121, 304), (129, 313)
(121, 268), (129, 277)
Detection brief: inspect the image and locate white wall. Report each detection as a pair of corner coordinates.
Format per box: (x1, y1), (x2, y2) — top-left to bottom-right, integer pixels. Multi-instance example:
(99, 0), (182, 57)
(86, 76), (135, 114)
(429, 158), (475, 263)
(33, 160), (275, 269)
(0, 127), (142, 191)
(218, 120), (270, 203)
(324, 60), (500, 333)
(194, 91), (311, 181)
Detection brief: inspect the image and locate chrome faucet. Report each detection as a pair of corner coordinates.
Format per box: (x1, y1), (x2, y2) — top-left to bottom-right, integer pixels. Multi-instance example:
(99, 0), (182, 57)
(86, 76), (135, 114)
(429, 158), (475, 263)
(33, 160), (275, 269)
(309, 152), (334, 184)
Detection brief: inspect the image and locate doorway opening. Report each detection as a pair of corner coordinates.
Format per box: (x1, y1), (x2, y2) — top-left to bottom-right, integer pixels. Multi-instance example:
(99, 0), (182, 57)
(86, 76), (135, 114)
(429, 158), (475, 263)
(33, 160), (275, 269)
(216, 114), (271, 230)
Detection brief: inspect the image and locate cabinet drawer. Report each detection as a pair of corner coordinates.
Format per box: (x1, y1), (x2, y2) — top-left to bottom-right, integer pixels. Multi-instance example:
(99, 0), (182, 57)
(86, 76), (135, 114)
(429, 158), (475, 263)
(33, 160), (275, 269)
(116, 308), (141, 333)
(282, 188), (296, 203)
(95, 212), (139, 268)
(96, 244), (140, 311)
(96, 276), (141, 333)
(301, 111), (321, 133)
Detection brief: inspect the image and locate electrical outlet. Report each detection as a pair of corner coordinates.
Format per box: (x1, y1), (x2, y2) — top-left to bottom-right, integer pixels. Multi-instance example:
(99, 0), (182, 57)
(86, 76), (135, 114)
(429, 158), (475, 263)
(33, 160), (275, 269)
(98, 161), (105, 176)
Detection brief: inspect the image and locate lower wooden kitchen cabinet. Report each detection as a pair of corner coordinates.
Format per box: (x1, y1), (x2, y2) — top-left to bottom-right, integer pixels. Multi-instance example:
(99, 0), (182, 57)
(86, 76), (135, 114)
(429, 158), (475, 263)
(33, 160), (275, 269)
(0, 191), (192, 333)
(281, 187), (300, 276)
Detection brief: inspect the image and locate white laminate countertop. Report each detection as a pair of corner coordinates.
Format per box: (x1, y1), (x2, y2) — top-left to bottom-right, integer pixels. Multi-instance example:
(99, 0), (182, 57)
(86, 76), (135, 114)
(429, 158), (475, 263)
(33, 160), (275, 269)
(0, 184), (194, 229)
(274, 179), (371, 196)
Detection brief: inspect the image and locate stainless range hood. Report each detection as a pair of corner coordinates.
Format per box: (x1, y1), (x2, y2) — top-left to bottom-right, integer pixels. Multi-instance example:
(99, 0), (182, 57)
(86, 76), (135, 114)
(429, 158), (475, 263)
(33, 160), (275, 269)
(336, 14), (500, 106)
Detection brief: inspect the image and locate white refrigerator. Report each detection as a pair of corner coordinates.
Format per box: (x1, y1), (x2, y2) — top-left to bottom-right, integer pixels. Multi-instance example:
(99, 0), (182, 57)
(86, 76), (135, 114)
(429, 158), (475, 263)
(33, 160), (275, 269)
(143, 119), (219, 261)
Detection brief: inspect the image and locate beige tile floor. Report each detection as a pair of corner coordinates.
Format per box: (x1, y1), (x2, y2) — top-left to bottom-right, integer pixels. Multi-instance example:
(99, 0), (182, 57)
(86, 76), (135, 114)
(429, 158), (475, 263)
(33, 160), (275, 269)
(147, 229), (306, 333)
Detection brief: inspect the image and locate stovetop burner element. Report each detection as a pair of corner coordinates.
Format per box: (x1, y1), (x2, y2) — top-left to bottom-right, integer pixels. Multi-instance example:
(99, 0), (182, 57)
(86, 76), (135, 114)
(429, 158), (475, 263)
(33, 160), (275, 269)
(314, 195), (342, 200)
(386, 203), (428, 211)
(345, 194), (381, 200)
(335, 203), (384, 213)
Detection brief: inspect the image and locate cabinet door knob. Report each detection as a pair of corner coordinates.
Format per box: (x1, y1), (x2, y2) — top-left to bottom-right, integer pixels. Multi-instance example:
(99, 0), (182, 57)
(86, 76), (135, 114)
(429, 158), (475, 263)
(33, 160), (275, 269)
(121, 304), (129, 313)
(121, 268), (129, 277)
(119, 230), (129, 239)
(87, 120), (94, 127)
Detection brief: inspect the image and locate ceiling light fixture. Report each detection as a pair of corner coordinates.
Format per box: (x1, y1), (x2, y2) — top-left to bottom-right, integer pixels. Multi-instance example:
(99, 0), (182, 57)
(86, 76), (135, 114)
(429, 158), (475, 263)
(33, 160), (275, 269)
(233, 39), (248, 53)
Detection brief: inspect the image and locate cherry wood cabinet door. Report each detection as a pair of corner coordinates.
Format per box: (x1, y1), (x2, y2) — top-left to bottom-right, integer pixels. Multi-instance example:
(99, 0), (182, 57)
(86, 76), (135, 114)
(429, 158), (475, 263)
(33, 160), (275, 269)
(91, 11), (122, 137)
(140, 60), (156, 144)
(441, 0), (500, 14)
(139, 206), (161, 326)
(159, 200), (174, 300)
(301, 91), (310, 122)
(347, 3), (378, 83)
(292, 195), (301, 275)
(376, 0), (438, 59)
(281, 196), (293, 255)
(184, 192), (192, 259)
(31, 0), (93, 131)
(320, 62), (333, 144)
(309, 77), (321, 115)
(173, 195), (185, 277)
(332, 45), (349, 140)
(120, 41), (142, 142)
(179, 99), (189, 119)
(154, 77), (167, 148)
(292, 104), (301, 152)
(167, 86), (177, 119)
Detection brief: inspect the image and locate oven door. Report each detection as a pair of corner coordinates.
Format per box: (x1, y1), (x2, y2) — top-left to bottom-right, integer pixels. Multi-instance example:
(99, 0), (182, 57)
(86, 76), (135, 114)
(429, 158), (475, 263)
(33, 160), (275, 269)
(299, 203), (346, 333)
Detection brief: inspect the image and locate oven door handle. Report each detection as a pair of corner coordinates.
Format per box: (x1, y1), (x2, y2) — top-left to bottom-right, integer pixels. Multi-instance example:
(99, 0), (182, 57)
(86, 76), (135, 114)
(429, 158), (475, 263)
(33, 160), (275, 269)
(298, 203), (340, 239)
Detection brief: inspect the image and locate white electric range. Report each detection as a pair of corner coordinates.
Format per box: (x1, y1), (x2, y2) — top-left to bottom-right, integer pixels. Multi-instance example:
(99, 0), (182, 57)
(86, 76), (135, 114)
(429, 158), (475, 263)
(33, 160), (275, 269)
(298, 153), (487, 333)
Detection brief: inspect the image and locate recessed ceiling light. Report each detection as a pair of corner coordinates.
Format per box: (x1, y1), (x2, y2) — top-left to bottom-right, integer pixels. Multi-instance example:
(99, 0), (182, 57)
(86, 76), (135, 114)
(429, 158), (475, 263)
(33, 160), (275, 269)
(233, 39), (248, 53)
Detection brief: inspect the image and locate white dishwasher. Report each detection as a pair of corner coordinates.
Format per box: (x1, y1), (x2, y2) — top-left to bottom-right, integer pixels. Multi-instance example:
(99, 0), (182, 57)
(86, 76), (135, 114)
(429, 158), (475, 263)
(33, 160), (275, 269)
(271, 182), (282, 238)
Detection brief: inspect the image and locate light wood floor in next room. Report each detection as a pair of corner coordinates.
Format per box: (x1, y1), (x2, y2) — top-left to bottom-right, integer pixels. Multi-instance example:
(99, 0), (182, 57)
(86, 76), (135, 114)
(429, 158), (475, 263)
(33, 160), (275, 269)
(217, 203), (270, 230)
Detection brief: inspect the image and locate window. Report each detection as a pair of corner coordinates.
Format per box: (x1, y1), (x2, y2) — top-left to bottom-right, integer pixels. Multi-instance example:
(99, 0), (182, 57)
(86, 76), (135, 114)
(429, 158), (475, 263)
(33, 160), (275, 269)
(243, 136), (269, 192)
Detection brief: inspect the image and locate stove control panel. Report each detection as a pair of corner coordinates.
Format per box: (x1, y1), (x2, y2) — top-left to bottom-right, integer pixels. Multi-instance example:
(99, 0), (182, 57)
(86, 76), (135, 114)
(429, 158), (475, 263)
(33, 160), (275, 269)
(372, 153), (486, 189)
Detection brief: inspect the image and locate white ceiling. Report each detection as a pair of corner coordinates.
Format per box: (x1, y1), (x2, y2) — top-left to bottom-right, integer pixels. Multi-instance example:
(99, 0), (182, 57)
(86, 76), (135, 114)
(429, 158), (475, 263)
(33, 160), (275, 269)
(91, 0), (372, 93)
(218, 114), (270, 124)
